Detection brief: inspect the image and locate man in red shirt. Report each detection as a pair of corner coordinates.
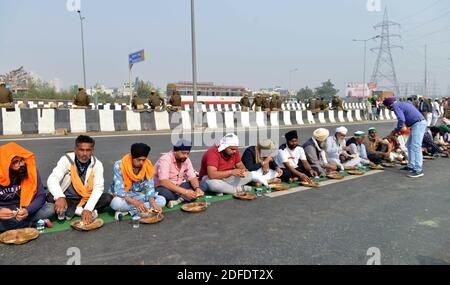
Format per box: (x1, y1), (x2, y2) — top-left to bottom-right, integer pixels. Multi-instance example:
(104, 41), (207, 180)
(199, 133), (252, 194)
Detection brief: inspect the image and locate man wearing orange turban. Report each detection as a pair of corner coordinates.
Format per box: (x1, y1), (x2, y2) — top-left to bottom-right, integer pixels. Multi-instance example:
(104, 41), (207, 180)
(109, 143), (166, 221)
(0, 143), (53, 232)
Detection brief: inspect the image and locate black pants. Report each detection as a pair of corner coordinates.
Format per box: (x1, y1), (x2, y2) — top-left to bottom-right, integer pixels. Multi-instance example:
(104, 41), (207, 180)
(280, 165), (310, 182)
(46, 192), (113, 217)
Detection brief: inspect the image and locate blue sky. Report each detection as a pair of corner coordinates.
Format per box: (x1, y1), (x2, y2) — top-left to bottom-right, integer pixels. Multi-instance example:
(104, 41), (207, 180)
(1, 0), (449, 96)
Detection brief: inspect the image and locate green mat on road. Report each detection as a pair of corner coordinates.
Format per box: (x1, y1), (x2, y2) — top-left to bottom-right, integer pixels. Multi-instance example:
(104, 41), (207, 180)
(41, 166), (376, 234)
(41, 193), (234, 234)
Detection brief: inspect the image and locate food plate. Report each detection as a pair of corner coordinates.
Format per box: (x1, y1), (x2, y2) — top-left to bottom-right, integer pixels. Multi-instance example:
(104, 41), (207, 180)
(369, 165), (384, 170)
(0, 228), (39, 245)
(300, 180), (320, 187)
(381, 162), (396, 168)
(268, 184), (290, 191)
(233, 192), (257, 200)
(441, 153), (449, 158)
(139, 212), (164, 224)
(326, 172), (344, 180)
(348, 170), (365, 175)
(181, 202), (208, 213)
(423, 156), (436, 160)
(71, 218), (104, 231)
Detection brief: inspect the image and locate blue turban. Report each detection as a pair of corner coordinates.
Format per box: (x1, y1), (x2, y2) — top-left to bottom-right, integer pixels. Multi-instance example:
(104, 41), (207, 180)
(173, 139), (192, 152)
(383, 97), (396, 107)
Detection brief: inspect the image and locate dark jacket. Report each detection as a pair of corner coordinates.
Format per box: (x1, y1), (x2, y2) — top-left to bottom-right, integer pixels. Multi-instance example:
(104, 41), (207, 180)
(241, 146), (278, 172)
(302, 138), (327, 175)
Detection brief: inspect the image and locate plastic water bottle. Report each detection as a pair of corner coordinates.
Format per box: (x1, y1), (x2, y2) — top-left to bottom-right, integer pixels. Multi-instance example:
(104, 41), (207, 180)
(256, 188), (263, 197)
(205, 195), (212, 206)
(36, 219), (45, 233)
(132, 215), (141, 229)
(57, 209), (66, 221)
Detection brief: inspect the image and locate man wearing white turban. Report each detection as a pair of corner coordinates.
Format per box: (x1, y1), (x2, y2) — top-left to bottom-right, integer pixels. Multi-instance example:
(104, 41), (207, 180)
(326, 126), (360, 170)
(302, 128), (338, 176)
(198, 133), (252, 194)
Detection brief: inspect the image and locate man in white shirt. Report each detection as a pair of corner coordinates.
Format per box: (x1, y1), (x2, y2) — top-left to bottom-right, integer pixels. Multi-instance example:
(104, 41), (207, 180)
(275, 130), (317, 183)
(326, 126), (360, 170)
(431, 99), (441, 127)
(346, 131), (377, 167)
(47, 135), (113, 225)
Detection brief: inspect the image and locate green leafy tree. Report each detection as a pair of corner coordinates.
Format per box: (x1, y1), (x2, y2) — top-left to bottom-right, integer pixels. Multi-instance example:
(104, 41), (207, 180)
(136, 80), (152, 98)
(314, 79), (339, 100)
(296, 86), (315, 101)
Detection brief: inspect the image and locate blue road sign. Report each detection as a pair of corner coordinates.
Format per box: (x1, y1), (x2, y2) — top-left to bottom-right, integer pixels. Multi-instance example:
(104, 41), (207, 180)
(129, 50), (145, 66)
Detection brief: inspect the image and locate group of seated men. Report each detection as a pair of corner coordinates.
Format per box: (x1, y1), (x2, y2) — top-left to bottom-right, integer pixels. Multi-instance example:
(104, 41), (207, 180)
(2, 124), (449, 233)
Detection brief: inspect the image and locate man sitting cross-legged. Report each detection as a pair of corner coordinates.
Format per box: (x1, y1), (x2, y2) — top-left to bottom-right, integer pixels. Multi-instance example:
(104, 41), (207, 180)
(154, 139), (205, 209)
(110, 143), (166, 220)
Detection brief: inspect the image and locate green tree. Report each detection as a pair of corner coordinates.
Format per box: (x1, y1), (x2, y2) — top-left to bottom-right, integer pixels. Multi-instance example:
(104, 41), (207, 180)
(296, 86), (315, 101)
(136, 80), (152, 98)
(314, 79), (339, 100)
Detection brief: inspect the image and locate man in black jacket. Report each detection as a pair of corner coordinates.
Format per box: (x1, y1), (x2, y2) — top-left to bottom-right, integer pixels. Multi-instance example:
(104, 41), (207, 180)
(242, 139), (283, 186)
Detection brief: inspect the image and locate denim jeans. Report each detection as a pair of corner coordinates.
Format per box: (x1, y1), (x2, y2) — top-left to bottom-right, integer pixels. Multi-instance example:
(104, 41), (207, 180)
(110, 192), (166, 216)
(156, 182), (199, 203)
(407, 120), (427, 173)
(0, 203), (54, 233)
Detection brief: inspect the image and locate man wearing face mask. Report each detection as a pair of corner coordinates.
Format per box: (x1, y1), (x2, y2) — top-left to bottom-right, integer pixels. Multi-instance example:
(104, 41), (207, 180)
(154, 139), (205, 209)
(46, 135), (113, 225)
(0, 143), (53, 232)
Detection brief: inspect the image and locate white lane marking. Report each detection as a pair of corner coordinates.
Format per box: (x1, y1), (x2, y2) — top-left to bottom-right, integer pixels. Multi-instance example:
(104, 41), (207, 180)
(264, 170), (384, 198)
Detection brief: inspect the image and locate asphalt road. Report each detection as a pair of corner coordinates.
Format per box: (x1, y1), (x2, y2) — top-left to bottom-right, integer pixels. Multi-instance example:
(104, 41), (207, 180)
(2, 120), (450, 265)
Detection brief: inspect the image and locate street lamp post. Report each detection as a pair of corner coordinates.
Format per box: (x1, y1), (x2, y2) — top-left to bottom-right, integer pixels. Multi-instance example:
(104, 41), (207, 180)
(289, 68), (299, 99)
(352, 35), (380, 100)
(77, 10), (87, 93)
(190, 0), (200, 128)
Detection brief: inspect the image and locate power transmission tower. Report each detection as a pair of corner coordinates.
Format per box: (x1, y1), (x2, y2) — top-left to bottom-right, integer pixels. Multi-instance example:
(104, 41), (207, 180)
(370, 7), (402, 95)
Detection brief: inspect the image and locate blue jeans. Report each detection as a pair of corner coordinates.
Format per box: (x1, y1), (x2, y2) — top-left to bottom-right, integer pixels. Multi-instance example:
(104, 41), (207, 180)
(407, 120), (427, 173)
(110, 192), (166, 216)
(0, 203), (54, 233)
(156, 182), (204, 203)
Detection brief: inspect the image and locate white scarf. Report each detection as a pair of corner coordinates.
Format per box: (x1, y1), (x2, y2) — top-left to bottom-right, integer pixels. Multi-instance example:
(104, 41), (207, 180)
(312, 138), (328, 164)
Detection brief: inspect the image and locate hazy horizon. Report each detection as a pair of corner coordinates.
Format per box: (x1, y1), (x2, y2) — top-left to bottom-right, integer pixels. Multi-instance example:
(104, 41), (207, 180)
(1, 0), (449, 96)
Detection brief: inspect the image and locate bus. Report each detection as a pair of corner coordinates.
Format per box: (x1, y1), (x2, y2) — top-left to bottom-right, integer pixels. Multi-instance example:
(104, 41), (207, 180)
(166, 82), (246, 105)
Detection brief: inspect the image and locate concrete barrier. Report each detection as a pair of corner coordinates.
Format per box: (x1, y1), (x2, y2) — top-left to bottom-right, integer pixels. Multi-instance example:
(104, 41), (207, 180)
(306, 111), (315, 124)
(346, 110), (354, 122)
(20, 109), (38, 134)
(154, 111), (171, 130)
(255, 111), (266, 127)
(38, 109), (55, 134)
(224, 111), (235, 130)
(99, 110), (115, 132)
(126, 110), (142, 131)
(390, 111), (397, 120)
(206, 112), (217, 129)
(69, 109), (87, 133)
(337, 111), (346, 123)
(270, 112), (279, 127)
(239, 111), (250, 128)
(295, 111), (305, 125)
(384, 109), (391, 120)
(282, 111), (292, 126)
(328, 110), (336, 123)
(1, 109), (22, 135)
(355, 109), (362, 121)
(318, 112), (326, 124)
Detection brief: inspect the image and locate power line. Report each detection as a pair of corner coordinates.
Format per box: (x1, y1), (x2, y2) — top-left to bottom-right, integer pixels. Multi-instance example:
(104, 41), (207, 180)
(398, 0), (445, 22)
(401, 10), (450, 34)
(402, 24), (450, 45)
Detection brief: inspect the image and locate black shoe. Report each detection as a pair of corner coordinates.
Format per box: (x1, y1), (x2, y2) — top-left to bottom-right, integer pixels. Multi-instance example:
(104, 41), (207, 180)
(400, 166), (412, 171)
